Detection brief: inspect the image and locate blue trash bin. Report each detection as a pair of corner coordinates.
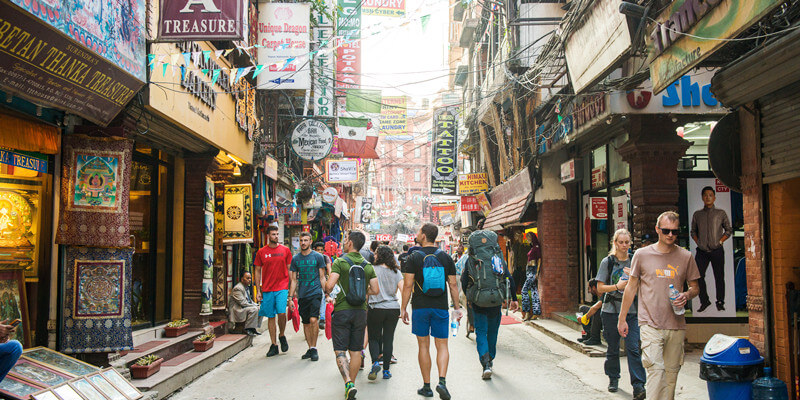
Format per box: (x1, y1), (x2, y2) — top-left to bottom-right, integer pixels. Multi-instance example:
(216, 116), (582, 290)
(700, 334), (765, 400)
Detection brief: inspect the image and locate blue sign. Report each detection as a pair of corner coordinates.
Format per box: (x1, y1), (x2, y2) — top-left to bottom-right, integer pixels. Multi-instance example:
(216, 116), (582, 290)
(662, 75), (718, 107)
(0, 149), (48, 173)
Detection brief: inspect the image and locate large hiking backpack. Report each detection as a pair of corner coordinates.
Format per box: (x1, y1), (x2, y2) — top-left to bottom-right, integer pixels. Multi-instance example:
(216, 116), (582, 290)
(415, 249), (447, 297)
(601, 255), (624, 303)
(341, 256), (369, 306)
(466, 230), (508, 307)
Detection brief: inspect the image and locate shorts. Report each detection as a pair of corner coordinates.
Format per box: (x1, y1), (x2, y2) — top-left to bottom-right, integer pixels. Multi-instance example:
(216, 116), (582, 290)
(259, 290), (288, 318)
(331, 309), (367, 352)
(412, 308), (449, 339)
(299, 295), (322, 324)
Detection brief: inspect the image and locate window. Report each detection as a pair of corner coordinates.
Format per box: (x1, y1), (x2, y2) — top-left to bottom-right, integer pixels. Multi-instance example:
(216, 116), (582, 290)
(414, 169), (421, 182)
(396, 145), (403, 159)
(414, 147), (421, 159)
(380, 144), (385, 156)
(396, 167), (404, 176)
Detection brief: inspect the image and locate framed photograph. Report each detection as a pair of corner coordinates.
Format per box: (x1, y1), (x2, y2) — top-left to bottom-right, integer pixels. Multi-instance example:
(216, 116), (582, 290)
(31, 389), (60, 400)
(101, 368), (142, 400)
(205, 177), (215, 212)
(52, 383), (84, 400)
(22, 347), (100, 377)
(86, 372), (129, 400)
(204, 211), (214, 246)
(69, 377), (106, 400)
(0, 375), (44, 399)
(0, 270), (31, 347)
(8, 358), (74, 387)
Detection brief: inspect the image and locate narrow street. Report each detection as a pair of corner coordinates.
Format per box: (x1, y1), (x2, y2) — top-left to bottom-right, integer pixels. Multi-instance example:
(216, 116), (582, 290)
(168, 314), (706, 399)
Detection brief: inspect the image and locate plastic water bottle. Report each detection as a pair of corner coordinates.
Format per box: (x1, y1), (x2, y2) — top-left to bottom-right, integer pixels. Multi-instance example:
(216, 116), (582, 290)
(450, 310), (460, 337)
(330, 284), (341, 298)
(753, 367), (789, 399)
(669, 284), (685, 315)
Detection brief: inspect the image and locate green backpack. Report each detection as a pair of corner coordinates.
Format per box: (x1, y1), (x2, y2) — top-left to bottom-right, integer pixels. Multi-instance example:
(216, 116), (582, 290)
(465, 230), (508, 307)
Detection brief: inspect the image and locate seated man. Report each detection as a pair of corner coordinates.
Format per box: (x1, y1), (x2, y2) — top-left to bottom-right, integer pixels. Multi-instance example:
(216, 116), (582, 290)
(230, 271), (261, 336)
(0, 320), (22, 382)
(578, 279), (603, 345)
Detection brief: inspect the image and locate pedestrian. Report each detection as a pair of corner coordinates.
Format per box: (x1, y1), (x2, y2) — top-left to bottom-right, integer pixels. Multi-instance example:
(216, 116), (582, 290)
(577, 279), (602, 345)
(229, 270), (261, 336)
(400, 223), (461, 400)
(0, 320), (22, 382)
(618, 211), (701, 400)
(690, 186), (733, 312)
(461, 230), (518, 380)
(288, 232), (328, 362)
(324, 230), (379, 400)
(595, 228), (645, 398)
(254, 225), (293, 357)
(314, 241), (333, 330)
(520, 232), (542, 321)
(398, 244), (412, 269)
(360, 240), (378, 264)
(367, 245), (404, 381)
(454, 249), (475, 338)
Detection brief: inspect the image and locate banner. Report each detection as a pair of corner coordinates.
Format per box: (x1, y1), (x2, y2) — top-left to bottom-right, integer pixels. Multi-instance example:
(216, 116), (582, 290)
(363, 0), (405, 17)
(338, 89), (381, 158)
(158, 0), (245, 40)
(360, 197), (373, 224)
(313, 0), (335, 117)
(222, 184), (254, 244)
(336, 0), (361, 89)
(461, 196), (481, 212)
(325, 159), (360, 183)
(256, 3), (311, 89)
(430, 107), (458, 195)
(380, 96), (410, 140)
(458, 173), (488, 195)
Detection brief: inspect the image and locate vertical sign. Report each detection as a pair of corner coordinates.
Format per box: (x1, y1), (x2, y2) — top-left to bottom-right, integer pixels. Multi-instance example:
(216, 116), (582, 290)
(336, 0), (361, 89)
(314, 0), (335, 117)
(430, 108), (458, 195)
(360, 197), (373, 224)
(257, 3), (311, 89)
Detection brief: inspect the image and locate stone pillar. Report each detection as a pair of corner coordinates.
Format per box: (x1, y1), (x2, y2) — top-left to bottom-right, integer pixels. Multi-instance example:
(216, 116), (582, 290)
(182, 152), (218, 326)
(617, 115), (690, 244)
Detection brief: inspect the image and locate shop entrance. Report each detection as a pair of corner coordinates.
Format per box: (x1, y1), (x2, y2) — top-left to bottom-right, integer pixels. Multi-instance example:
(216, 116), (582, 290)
(130, 147), (173, 328)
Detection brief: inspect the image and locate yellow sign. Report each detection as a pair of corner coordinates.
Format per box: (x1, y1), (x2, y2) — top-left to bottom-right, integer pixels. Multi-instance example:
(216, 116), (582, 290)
(458, 173), (489, 195)
(380, 96), (410, 140)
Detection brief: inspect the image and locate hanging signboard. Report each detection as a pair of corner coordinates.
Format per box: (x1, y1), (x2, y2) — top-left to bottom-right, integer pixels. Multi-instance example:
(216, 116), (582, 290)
(461, 196), (481, 212)
(264, 155), (278, 180)
(313, 0), (335, 117)
(322, 187), (338, 204)
(458, 173), (488, 195)
(325, 159), (360, 183)
(158, 0), (245, 40)
(257, 2), (311, 90)
(376, 234), (392, 242)
(336, 0), (361, 89)
(0, 150), (47, 174)
(360, 197), (373, 224)
(561, 159), (577, 183)
(291, 119), (334, 161)
(430, 107), (458, 195)
(380, 96), (410, 140)
(363, 0), (405, 17)
(475, 192), (492, 215)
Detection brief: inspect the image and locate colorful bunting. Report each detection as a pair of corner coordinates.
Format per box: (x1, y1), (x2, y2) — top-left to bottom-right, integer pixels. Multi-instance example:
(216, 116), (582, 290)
(211, 69), (220, 86)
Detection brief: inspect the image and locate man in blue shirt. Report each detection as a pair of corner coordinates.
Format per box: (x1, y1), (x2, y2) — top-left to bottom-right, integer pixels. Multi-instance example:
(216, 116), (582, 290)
(289, 232), (328, 362)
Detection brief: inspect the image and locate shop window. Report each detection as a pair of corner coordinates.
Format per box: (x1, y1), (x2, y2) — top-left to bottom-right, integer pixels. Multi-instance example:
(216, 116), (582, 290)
(0, 162), (48, 280)
(396, 145), (403, 159)
(609, 134), (630, 183)
(415, 147), (421, 159)
(678, 121), (714, 171)
(414, 169), (421, 182)
(396, 167), (403, 176)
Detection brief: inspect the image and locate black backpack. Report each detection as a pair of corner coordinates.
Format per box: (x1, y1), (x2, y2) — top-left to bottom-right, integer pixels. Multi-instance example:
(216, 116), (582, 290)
(602, 255), (624, 303)
(342, 256), (368, 306)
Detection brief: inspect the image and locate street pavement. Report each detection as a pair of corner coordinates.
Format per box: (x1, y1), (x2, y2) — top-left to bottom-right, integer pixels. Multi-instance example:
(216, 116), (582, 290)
(168, 312), (708, 399)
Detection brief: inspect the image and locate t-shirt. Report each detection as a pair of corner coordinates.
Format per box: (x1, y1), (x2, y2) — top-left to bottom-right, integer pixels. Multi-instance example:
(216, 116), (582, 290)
(596, 255), (636, 314)
(254, 244), (293, 292)
(331, 252), (377, 312)
(403, 247), (457, 310)
(630, 244), (701, 330)
(369, 264), (403, 309)
(289, 251), (327, 299)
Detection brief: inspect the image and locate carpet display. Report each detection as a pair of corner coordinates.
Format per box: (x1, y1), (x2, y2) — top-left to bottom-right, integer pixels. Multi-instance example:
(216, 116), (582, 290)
(222, 184), (254, 244)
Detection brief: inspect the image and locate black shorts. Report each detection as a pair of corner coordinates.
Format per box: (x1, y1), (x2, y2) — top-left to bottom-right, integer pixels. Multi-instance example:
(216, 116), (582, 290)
(298, 296), (322, 324)
(331, 309), (367, 352)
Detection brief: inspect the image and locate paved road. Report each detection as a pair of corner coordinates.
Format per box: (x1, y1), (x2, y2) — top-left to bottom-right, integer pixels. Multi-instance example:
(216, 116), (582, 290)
(168, 314), (626, 400)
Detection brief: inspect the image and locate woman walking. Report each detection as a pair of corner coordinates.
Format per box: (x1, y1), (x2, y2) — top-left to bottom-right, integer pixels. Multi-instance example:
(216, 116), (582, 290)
(366, 246), (404, 380)
(520, 232), (542, 321)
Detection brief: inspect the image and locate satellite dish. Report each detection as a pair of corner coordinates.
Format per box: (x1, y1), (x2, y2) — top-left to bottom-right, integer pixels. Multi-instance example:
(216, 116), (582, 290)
(708, 113), (742, 192)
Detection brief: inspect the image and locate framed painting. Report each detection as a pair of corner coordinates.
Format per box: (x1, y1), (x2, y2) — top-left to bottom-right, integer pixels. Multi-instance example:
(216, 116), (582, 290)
(69, 377), (106, 400)
(0, 375), (44, 399)
(8, 358), (74, 388)
(101, 368), (142, 400)
(203, 245), (213, 280)
(0, 178), (45, 281)
(31, 389), (60, 400)
(86, 372), (128, 400)
(22, 347), (100, 377)
(51, 383), (84, 400)
(73, 259), (125, 319)
(0, 270), (30, 347)
(68, 151), (123, 213)
(204, 211), (214, 246)
(205, 177), (214, 212)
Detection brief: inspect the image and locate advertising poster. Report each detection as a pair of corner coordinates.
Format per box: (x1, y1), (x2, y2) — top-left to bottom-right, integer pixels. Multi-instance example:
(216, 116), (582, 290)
(589, 197), (607, 219)
(380, 96), (410, 140)
(611, 194), (628, 231)
(686, 178), (735, 318)
(256, 3), (311, 90)
(430, 107), (458, 195)
(325, 159), (360, 183)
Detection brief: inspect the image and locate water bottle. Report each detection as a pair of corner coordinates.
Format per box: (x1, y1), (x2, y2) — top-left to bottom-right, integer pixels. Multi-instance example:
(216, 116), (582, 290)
(450, 310), (460, 337)
(330, 284), (341, 298)
(668, 284), (685, 315)
(753, 367), (789, 400)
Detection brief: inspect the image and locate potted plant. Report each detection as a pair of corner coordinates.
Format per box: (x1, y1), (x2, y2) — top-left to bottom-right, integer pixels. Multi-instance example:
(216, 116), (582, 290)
(193, 333), (215, 352)
(130, 355), (162, 379)
(164, 319), (189, 337)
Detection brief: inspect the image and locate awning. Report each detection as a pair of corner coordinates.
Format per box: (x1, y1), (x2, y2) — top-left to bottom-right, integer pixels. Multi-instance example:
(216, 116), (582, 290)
(482, 193), (535, 232)
(0, 111), (60, 154)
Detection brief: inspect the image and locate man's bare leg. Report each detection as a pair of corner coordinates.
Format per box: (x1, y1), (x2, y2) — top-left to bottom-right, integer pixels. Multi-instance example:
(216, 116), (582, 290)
(308, 317), (319, 347)
(335, 351), (351, 383)
(349, 350), (362, 381)
(417, 335), (432, 383)
(278, 313), (287, 336)
(434, 337), (450, 378)
(267, 317), (277, 345)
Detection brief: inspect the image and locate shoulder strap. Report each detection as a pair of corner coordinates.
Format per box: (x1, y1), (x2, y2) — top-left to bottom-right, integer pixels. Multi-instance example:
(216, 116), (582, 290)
(342, 256), (355, 267)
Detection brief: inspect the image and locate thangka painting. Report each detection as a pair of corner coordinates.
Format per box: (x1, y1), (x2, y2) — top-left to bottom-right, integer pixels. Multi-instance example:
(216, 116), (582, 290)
(200, 281), (212, 315)
(22, 348), (100, 377)
(222, 184), (254, 244)
(57, 136), (132, 247)
(203, 245), (213, 279)
(0, 375), (44, 399)
(0, 270), (30, 347)
(205, 177), (214, 212)
(8, 359), (73, 388)
(204, 211), (214, 246)
(61, 247), (133, 353)
(0, 183), (44, 278)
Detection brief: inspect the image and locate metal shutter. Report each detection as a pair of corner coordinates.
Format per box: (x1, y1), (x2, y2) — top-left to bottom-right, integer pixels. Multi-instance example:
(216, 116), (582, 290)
(761, 81), (800, 184)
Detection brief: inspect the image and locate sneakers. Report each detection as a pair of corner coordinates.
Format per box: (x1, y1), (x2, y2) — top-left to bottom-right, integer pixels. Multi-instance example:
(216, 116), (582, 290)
(383, 370), (392, 379)
(368, 362), (381, 380)
(608, 378), (619, 393)
(266, 344), (279, 357)
(633, 386), (646, 400)
(345, 382), (357, 400)
(417, 386), (433, 397)
(245, 328), (259, 336)
(481, 365), (493, 380)
(583, 338), (601, 346)
(301, 349), (313, 359)
(310, 348), (319, 361)
(279, 336), (289, 352)
(391, 356), (398, 364)
(716, 301), (725, 311)
(435, 383), (451, 400)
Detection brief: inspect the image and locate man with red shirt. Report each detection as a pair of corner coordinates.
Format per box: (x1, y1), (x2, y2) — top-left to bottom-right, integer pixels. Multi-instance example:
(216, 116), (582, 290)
(254, 225), (293, 357)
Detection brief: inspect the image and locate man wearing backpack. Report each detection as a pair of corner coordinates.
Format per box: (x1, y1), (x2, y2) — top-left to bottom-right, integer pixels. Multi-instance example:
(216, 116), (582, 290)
(324, 230), (379, 400)
(400, 223), (461, 400)
(461, 230), (518, 380)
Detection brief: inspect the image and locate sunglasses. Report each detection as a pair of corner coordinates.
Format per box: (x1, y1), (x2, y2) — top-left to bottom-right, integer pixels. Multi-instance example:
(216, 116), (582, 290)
(658, 227), (680, 236)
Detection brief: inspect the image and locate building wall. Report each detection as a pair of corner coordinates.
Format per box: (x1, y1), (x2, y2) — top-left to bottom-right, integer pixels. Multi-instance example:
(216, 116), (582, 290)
(539, 199), (572, 316)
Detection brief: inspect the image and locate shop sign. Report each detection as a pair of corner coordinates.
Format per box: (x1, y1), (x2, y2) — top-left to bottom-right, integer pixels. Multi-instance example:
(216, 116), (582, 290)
(380, 96), (411, 140)
(376, 233), (392, 242)
(158, 0), (245, 40)
(564, 0), (631, 94)
(325, 159), (359, 183)
(615, 69), (725, 115)
(440, 213), (454, 226)
(430, 107), (458, 195)
(574, 94), (607, 130)
(397, 233), (409, 242)
(336, 0), (361, 88)
(590, 197), (607, 220)
(322, 187), (338, 204)
(360, 197), (373, 224)
(313, 0), (335, 117)
(612, 195), (628, 230)
(363, 0), (405, 17)
(0, 1), (144, 126)
(560, 159), (576, 183)
(591, 165), (607, 189)
(277, 206), (294, 215)
(461, 196), (481, 212)
(286, 210), (302, 225)
(256, 2), (311, 90)
(431, 204), (457, 213)
(291, 119), (334, 161)
(475, 192), (492, 215)
(647, 0), (782, 94)
(458, 173), (489, 195)
(264, 155), (278, 180)
(0, 149), (47, 173)
(715, 178), (730, 193)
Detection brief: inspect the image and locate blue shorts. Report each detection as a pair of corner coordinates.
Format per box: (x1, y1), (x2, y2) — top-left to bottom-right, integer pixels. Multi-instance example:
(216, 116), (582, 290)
(412, 308), (449, 339)
(259, 290), (288, 318)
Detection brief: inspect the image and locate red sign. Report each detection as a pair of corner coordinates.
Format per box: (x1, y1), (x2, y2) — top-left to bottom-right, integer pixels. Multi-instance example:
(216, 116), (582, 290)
(302, 225), (311, 232)
(159, 0), (245, 40)
(715, 179), (730, 193)
(336, 42), (361, 89)
(461, 196), (481, 212)
(591, 165), (607, 189)
(431, 204), (457, 212)
(590, 197), (608, 220)
(376, 234), (392, 242)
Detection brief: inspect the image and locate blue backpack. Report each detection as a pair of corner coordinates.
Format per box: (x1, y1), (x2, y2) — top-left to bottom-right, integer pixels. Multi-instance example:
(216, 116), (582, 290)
(416, 250), (447, 296)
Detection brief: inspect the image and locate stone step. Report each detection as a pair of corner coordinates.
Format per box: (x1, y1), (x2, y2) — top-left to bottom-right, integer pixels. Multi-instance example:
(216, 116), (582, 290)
(527, 318), (607, 357)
